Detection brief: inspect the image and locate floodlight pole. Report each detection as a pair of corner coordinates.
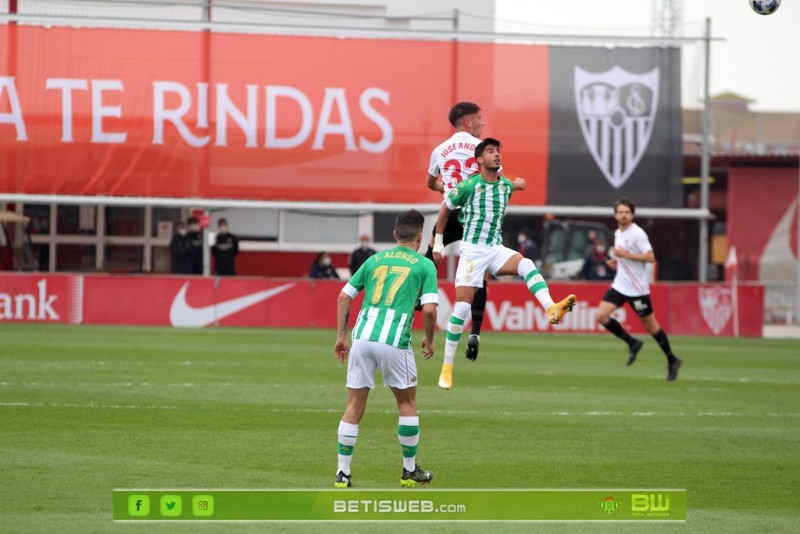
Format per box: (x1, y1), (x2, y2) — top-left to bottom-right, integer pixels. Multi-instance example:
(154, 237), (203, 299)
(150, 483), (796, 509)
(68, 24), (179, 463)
(448, 8), (459, 282)
(201, 0), (212, 276)
(6, 1), (17, 217)
(698, 17), (712, 282)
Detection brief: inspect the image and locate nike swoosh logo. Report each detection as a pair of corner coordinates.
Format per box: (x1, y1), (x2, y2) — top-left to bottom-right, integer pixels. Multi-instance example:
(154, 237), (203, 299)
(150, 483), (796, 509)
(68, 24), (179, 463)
(170, 282), (296, 327)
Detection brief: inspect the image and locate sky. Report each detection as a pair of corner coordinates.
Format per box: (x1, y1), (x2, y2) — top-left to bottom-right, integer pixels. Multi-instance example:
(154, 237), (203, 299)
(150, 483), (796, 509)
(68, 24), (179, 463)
(494, 0), (799, 112)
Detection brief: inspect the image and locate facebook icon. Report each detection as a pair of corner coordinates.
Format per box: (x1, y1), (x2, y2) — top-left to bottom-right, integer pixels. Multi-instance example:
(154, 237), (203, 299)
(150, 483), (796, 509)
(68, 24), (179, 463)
(128, 495), (150, 516)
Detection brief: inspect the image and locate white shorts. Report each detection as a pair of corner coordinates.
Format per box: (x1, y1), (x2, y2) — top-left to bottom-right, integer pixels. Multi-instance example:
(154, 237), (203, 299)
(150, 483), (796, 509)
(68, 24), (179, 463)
(455, 243), (517, 288)
(346, 339), (418, 390)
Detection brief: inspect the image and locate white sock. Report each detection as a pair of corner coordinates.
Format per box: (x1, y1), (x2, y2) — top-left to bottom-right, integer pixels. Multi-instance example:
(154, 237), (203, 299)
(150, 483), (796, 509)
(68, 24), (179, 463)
(337, 420), (358, 475)
(398, 416), (419, 472)
(444, 301), (471, 365)
(517, 258), (554, 309)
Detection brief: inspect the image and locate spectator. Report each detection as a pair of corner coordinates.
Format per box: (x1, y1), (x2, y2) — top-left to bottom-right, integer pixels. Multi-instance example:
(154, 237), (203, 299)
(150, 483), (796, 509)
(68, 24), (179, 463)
(310, 252), (340, 279)
(186, 216), (203, 275)
(584, 229), (600, 256)
(348, 234), (376, 275)
(212, 218), (239, 276)
(169, 222), (192, 274)
(582, 239), (614, 280)
(517, 230), (540, 265)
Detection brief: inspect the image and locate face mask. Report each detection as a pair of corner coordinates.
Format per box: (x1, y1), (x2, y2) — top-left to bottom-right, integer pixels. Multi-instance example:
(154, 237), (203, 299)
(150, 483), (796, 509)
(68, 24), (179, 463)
(219, 226), (228, 234)
(190, 225), (199, 232)
(322, 258), (332, 266)
(360, 241), (369, 248)
(178, 229), (187, 236)
(596, 245), (607, 253)
(518, 235), (527, 244)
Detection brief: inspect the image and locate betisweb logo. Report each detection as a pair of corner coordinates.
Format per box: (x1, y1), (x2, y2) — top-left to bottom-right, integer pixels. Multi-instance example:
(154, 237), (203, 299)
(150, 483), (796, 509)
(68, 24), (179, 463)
(698, 286), (733, 335)
(575, 65), (659, 189)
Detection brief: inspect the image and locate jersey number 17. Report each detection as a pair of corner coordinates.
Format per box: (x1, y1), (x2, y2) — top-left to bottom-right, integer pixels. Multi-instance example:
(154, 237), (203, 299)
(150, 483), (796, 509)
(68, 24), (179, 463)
(370, 265), (410, 306)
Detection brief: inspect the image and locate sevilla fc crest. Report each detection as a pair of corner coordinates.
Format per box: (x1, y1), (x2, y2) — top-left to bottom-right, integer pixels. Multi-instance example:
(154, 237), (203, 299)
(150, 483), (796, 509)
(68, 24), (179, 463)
(574, 65), (660, 189)
(698, 286), (733, 335)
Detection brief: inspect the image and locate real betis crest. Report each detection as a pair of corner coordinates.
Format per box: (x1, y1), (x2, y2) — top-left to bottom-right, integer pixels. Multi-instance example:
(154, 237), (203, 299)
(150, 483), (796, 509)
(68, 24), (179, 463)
(598, 495), (621, 514)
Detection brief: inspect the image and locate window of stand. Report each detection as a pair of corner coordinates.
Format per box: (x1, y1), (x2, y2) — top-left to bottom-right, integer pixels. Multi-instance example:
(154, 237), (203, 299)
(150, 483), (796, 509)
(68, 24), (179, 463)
(19, 203), (374, 274)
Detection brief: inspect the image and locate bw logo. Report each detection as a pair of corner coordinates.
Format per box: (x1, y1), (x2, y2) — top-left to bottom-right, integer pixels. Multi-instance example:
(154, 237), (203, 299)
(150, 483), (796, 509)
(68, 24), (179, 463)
(631, 493), (670, 513)
(574, 65), (660, 189)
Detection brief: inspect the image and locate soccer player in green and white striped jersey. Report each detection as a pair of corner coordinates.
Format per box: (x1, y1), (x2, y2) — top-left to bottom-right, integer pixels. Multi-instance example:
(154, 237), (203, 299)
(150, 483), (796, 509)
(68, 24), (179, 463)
(424, 102), (525, 362)
(432, 138), (577, 390)
(334, 210), (438, 488)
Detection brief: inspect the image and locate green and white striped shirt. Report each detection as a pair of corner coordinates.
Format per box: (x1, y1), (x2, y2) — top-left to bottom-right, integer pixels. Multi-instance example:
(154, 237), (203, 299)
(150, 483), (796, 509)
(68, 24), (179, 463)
(342, 245), (439, 349)
(444, 173), (513, 246)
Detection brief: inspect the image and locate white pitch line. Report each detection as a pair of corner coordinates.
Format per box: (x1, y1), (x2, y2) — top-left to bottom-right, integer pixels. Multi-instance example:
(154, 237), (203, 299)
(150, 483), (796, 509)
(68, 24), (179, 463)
(2, 397), (799, 419)
(0, 402), (180, 409)
(3, 402), (798, 418)
(0, 381), (337, 388)
(0, 381), (236, 388)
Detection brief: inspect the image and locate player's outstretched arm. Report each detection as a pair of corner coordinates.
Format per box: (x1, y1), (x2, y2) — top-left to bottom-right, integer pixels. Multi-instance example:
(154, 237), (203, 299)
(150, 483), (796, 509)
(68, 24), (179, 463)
(334, 292), (352, 362)
(512, 177), (527, 191)
(420, 303), (437, 359)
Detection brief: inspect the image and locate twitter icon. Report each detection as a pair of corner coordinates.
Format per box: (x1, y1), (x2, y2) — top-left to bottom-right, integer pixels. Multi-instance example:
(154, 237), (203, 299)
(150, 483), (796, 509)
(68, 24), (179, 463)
(160, 495), (182, 517)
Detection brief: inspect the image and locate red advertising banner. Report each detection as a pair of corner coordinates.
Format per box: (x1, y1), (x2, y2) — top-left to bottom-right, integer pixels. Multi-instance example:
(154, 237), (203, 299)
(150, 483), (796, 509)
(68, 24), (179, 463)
(667, 283), (763, 337)
(81, 276), (211, 326)
(80, 275), (351, 328)
(0, 274), (763, 337)
(0, 273), (83, 324)
(0, 25), (548, 205)
(470, 283), (668, 335)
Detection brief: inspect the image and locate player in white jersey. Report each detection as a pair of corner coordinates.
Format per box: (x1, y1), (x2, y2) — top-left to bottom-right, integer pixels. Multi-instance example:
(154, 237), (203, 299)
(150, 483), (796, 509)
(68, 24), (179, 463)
(333, 210), (438, 488)
(427, 103), (483, 195)
(596, 197), (682, 381)
(431, 138), (577, 390)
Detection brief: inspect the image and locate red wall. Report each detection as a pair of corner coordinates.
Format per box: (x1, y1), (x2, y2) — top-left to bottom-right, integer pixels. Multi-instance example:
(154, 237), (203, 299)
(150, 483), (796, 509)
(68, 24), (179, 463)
(237, 252), (350, 278)
(728, 166), (799, 282)
(235, 251), (450, 278)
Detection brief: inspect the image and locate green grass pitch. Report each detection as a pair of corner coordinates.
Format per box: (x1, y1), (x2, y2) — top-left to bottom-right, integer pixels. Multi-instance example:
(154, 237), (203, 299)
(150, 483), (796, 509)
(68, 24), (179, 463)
(1, 323), (798, 533)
